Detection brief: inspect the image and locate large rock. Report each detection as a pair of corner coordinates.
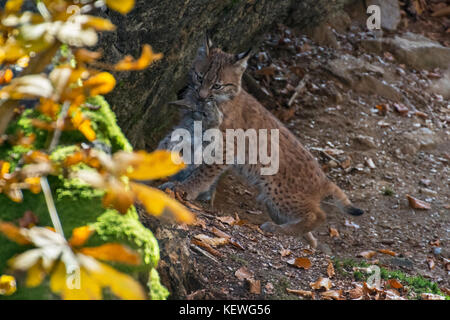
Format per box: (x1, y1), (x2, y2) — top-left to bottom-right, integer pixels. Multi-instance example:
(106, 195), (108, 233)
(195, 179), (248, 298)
(361, 32), (450, 70)
(325, 54), (402, 100)
(100, 0), (357, 149)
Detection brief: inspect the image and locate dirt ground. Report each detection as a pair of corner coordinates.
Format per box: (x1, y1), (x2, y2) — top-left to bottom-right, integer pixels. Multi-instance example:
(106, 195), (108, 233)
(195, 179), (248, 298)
(157, 3), (449, 300)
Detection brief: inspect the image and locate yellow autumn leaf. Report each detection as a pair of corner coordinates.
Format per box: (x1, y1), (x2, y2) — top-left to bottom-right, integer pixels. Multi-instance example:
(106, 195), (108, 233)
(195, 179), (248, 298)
(0, 221), (31, 245)
(5, 0), (24, 14)
(130, 182), (194, 224)
(102, 182), (135, 214)
(84, 16), (116, 31)
(0, 161), (10, 176)
(105, 0), (135, 14)
(50, 261), (102, 300)
(114, 44), (163, 71)
(69, 226), (94, 247)
(0, 41), (27, 64)
(50, 258), (146, 300)
(78, 119), (96, 142)
(92, 260), (146, 300)
(79, 243), (141, 265)
(0, 275), (17, 296)
(84, 72), (116, 96)
(26, 261), (46, 288)
(125, 150), (186, 180)
(38, 99), (60, 119)
(25, 177), (41, 194)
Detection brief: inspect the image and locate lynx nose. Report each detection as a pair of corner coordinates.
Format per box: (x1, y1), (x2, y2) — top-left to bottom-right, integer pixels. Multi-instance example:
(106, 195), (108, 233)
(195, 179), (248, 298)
(199, 88), (209, 99)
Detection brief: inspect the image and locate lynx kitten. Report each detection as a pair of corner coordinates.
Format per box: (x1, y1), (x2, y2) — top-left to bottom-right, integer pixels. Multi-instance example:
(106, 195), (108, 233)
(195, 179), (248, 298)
(161, 37), (363, 248)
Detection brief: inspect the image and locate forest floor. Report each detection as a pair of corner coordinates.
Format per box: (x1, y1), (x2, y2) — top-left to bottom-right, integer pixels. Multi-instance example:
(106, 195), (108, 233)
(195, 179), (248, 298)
(154, 3), (449, 300)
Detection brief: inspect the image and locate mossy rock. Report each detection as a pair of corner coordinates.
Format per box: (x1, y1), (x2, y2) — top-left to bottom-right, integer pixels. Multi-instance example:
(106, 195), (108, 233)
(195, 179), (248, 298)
(0, 96), (168, 300)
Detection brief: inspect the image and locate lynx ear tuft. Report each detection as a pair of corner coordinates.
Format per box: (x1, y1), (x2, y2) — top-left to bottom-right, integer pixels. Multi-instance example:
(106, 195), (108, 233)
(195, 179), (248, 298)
(235, 48), (252, 69)
(168, 99), (195, 110)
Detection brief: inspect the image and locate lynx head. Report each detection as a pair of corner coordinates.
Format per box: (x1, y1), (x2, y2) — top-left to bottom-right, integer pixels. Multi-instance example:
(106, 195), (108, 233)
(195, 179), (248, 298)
(188, 35), (251, 103)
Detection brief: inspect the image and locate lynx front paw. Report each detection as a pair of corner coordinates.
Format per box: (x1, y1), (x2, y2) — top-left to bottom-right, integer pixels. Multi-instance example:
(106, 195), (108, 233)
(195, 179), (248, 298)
(260, 221), (281, 233)
(158, 181), (197, 201)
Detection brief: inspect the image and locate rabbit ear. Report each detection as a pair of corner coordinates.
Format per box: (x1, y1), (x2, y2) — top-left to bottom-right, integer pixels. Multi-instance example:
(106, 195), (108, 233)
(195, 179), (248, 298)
(168, 99), (195, 110)
(234, 48), (252, 69)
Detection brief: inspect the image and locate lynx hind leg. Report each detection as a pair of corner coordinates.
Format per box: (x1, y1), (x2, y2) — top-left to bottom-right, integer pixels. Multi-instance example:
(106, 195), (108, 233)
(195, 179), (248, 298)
(260, 207), (326, 249)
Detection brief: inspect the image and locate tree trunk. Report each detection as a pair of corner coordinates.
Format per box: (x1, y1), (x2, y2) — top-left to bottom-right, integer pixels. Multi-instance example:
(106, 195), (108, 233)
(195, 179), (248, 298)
(101, 0), (356, 150)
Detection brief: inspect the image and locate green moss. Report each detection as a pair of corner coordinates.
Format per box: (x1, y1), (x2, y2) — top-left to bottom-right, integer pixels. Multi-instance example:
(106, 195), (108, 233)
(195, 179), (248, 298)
(382, 187), (395, 196)
(148, 268), (169, 300)
(0, 96), (166, 300)
(333, 259), (448, 299)
(84, 96), (133, 153)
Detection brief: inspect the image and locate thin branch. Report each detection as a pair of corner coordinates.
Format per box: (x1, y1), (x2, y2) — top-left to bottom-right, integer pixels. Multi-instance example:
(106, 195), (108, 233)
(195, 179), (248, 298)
(288, 75), (309, 107)
(40, 176), (65, 237)
(48, 101), (70, 152)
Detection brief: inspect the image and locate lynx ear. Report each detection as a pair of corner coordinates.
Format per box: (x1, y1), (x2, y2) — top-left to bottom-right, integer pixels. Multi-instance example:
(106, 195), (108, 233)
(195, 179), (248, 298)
(204, 34), (213, 56)
(234, 48), (252, 69)
(168, 99), (195, 110)
(198, 34), (213, 58)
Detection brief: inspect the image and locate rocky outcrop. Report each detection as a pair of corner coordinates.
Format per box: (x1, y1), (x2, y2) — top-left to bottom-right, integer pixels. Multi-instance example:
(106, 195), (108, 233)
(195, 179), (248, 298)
(361, 32), (450, 70)
(100, 0), (357, 150)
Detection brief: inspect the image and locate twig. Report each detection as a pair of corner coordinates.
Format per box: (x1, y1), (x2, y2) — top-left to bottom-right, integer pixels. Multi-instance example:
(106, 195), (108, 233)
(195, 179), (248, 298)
(288, 75), (309, 107)
(48, 101), (70, 152)
(190, 244), (220, 264)
(310, 147), (341, 164)
(40, 176), (65, 237)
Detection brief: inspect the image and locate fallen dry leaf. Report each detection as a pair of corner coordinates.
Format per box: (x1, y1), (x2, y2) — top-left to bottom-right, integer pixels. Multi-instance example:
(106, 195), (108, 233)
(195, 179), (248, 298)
(210, 226), (231, 240)
(286, 288), (314, 298)
(387, 279), (403, 289)
(421, 293), (445, 300)
(280, 249), (292, 257)
(341, 157), (352, 169)
(327, 261), (335, 278)
(248, 279), (261, 294)
(415, 111), (428, 119)
(376, 104), (390, 116)
(193, 217), (206, 229)
(348, 284), (364, 300)
(18, 211), (39, 229)
(407, 195), (431, 210)
(358, 250), (377, 259)
(190, 239), (222, 257)
(426, 257), (435, 270)
(384, 289), (406, 300)
(429, 239), (440, 247)
(321, 289), (344, 300)
(235, 267), (253, 281)
(378, 249), (397, 257)
(287, 257), (312, 270)
(310, 277), (332, 291)
(393, 103), (409, 115)
(217, 215), (236, 226)
(329, 226), (340, 238)
(194, 234), (228, 247)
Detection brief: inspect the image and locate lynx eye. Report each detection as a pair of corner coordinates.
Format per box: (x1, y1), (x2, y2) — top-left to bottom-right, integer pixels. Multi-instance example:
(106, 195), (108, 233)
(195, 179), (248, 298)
(212, 83), (222, 90)
(195, 72), (203, 81)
